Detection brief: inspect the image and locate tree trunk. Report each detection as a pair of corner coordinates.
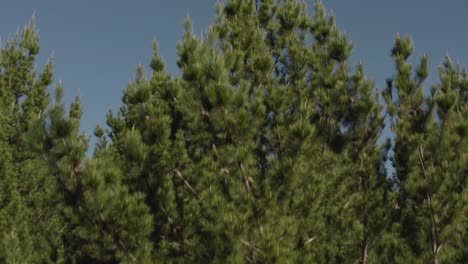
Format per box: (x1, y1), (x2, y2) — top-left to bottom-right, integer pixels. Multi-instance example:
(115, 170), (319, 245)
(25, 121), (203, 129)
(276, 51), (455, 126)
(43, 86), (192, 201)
(361, 213), (368, 264)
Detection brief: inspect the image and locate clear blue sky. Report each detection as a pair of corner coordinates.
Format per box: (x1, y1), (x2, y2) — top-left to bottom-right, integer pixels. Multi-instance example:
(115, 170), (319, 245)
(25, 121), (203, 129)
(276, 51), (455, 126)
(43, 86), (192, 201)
(1, 0), (467, 154)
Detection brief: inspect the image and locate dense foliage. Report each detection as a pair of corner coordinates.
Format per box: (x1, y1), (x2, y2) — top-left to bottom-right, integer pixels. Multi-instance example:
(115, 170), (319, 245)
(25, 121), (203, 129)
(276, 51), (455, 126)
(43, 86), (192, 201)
(0, 1), (466, 263)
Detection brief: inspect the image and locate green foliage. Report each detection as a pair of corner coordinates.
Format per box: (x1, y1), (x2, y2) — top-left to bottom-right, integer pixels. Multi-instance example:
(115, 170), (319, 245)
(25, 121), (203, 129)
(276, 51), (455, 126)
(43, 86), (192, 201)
(0, 18), (65, 263)
(385, 36), (468, 263)
(0, 18), (153, 263)
(0, 1), (466, 263)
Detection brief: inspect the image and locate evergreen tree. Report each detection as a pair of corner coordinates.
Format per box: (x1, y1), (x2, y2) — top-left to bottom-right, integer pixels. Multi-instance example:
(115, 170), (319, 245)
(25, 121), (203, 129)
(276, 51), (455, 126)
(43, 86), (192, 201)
(104, 1), (391, 262)
(249, 1), (389, 262)
(0, 1), (466, 263)
(32, 83), (154, 263)
(105, 45), (191, 261)
(0, 17), (153, 263)
(385, 36), (468, 263)
(0, 18), (65, 262)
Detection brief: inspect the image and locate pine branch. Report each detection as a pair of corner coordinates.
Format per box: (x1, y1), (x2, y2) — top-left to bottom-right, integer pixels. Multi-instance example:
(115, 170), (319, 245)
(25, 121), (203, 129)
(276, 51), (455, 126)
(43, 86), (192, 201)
(174, 169), (201, 200)
(418, 144), (440, 263)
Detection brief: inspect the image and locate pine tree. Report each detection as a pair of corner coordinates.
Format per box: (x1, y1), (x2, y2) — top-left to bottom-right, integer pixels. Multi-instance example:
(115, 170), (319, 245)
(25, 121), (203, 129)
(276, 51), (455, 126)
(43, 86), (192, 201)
(105, 45), (190, 261)
(216, 1), (336, 261)
(105, 15), (265, 260)
(100, 1), (394, 262)
(385, 36), (468, 263)
(177, 16), (266, 261)
(308, 6), (389, 262)
(32, 84), (154, 263)
(250, 1), (389, 262)
(0, 18), (66, 262)
(2, 1), (466, 263)
(0, 17), (153, 262)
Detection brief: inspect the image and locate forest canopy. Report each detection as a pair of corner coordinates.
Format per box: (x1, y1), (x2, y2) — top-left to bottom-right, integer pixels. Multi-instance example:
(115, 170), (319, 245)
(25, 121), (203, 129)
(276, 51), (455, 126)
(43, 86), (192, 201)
(0, 0), (466, 263)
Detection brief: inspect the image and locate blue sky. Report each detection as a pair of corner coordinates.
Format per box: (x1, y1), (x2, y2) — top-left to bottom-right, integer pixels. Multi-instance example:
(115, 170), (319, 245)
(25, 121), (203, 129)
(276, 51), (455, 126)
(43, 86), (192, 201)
(1, 0), (467, 154)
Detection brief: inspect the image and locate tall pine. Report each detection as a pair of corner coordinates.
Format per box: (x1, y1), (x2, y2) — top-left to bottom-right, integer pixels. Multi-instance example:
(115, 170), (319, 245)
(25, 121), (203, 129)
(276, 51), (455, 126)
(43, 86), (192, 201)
(385, 36), (468, 263)
(0, 18), (65, 262)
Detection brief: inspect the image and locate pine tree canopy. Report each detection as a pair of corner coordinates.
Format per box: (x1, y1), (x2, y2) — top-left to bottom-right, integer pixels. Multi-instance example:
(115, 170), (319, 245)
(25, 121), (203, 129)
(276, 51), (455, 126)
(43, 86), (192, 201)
(0, 1), (466, 263)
